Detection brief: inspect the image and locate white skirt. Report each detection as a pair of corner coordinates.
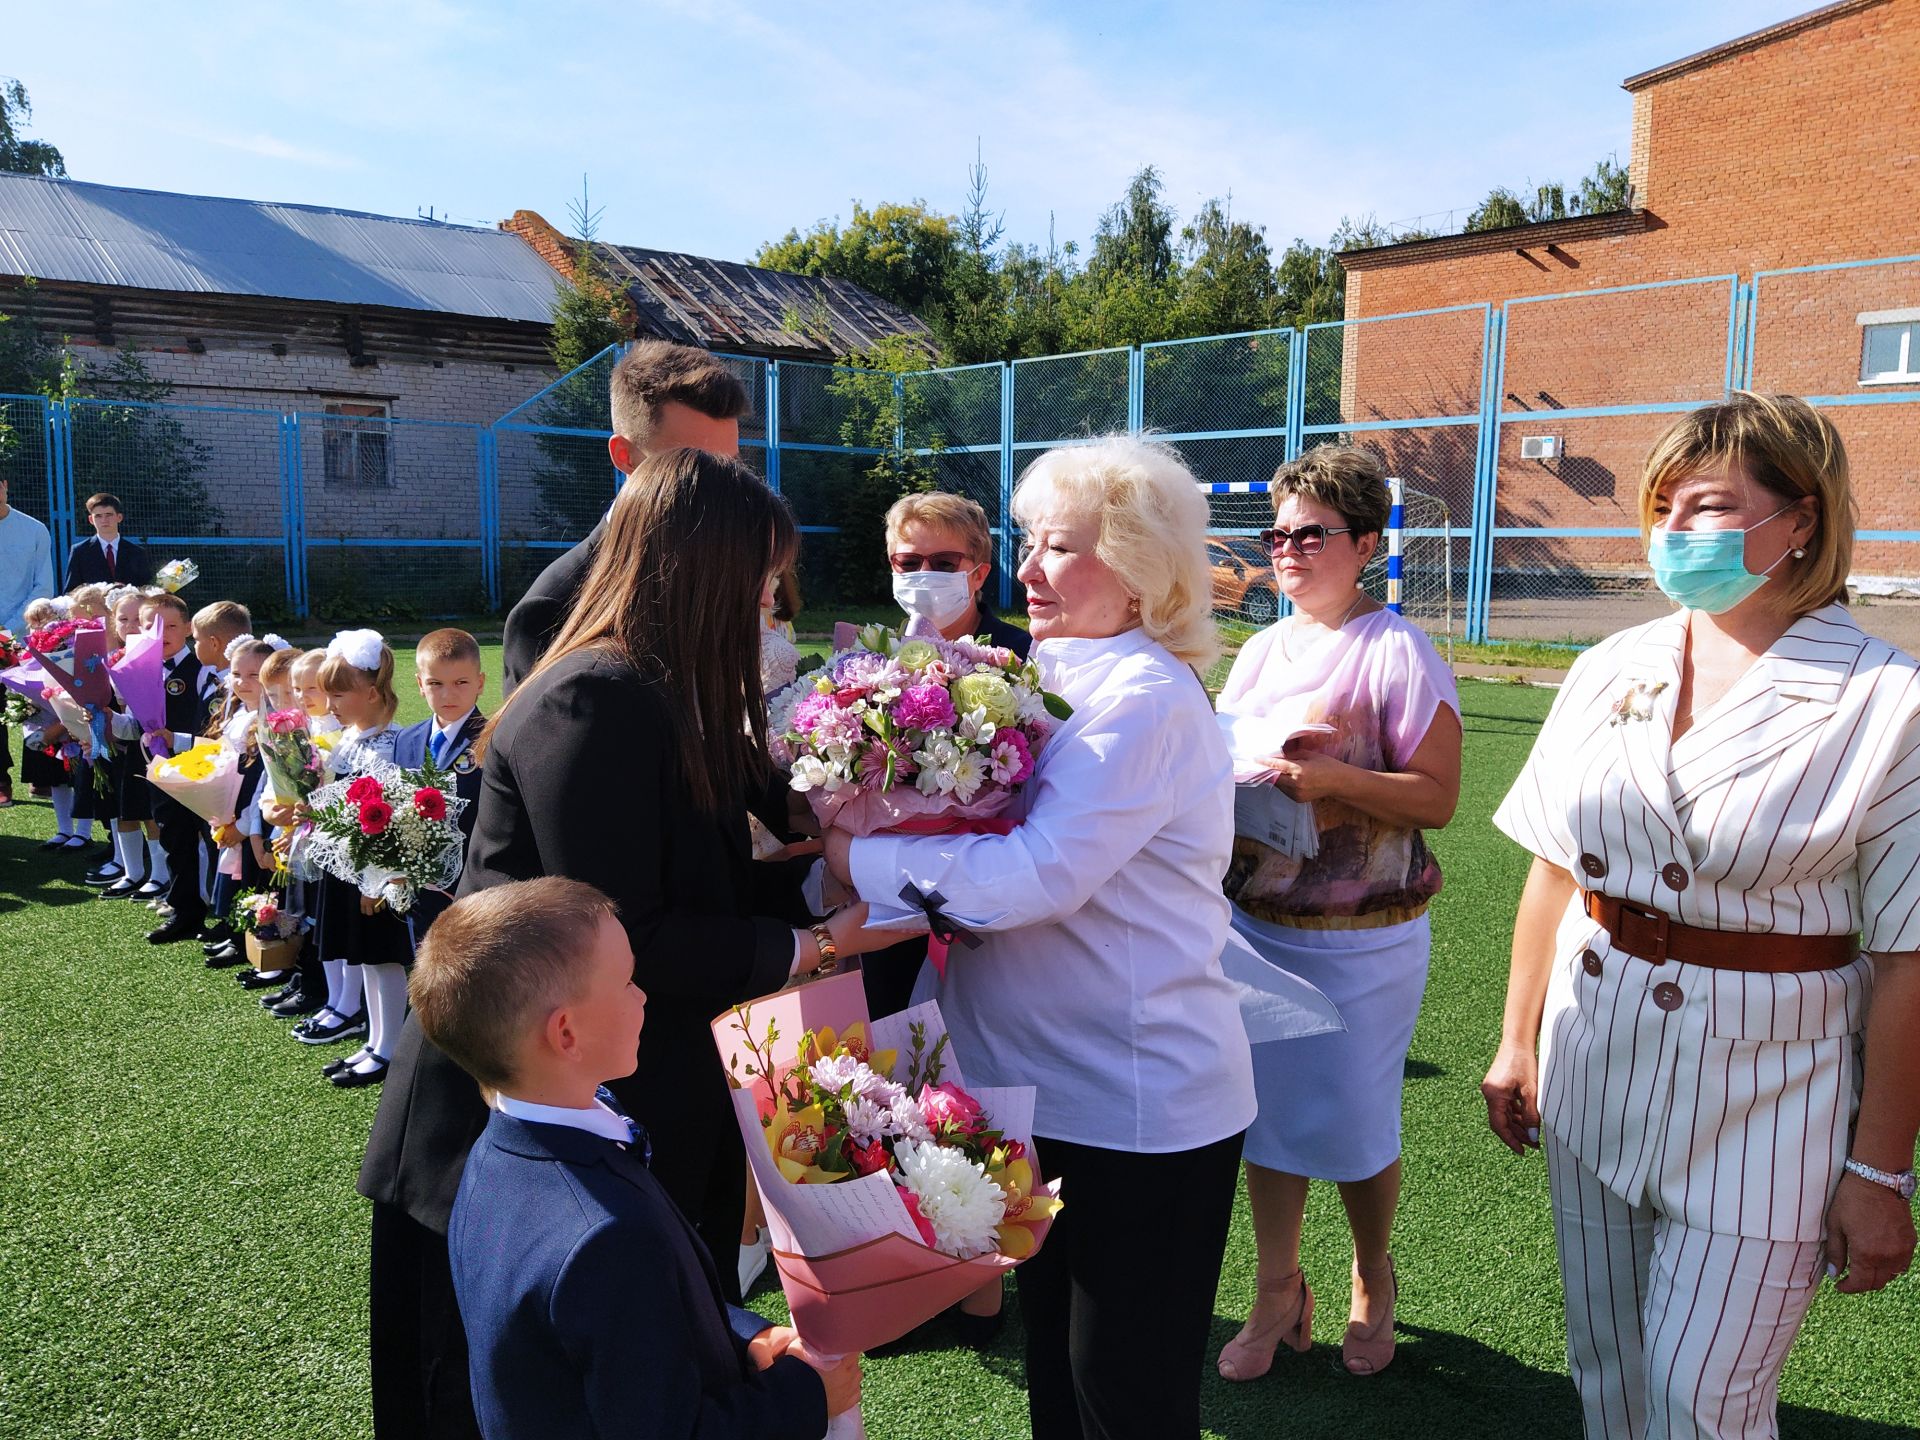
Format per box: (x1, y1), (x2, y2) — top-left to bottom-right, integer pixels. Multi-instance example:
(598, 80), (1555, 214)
(1235, 906), (1431, 1182)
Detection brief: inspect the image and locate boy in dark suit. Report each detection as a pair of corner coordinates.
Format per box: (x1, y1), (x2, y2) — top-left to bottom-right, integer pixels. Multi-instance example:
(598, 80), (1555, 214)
(390, 629), (487, 936)
(413, 877), (856, 1440)
(64, 492), (154, 589)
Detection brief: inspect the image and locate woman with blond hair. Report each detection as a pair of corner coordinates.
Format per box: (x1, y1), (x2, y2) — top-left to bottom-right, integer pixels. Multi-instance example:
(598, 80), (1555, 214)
(825, 435), (1256, 1440)
(1483, 393), (1919, 1438)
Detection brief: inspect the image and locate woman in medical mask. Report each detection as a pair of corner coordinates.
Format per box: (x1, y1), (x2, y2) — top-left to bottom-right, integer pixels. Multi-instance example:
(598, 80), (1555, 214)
(1482, 393), (1919, 1440)
(885, 492), (1032, 658)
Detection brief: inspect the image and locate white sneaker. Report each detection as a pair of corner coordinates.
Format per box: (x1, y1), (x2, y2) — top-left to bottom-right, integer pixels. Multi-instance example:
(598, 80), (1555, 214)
(738, 1227), (772, 1295)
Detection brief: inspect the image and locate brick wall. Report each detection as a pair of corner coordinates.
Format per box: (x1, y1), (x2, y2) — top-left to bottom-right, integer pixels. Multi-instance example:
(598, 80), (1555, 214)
(1336, 0), (1920, 591)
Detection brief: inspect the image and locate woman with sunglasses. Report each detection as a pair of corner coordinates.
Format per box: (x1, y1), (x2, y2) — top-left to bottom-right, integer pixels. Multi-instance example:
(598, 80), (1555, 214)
(884, 491), (1031, 657)
(1214, 445), (1462, 1382)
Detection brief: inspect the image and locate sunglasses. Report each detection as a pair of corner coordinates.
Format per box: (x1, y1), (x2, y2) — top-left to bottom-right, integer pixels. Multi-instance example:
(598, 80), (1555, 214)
(889, 551), (975, 574)
(1260, 524), (1355, 556)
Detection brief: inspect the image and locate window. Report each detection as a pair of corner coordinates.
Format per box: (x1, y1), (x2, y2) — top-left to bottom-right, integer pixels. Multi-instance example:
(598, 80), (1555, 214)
(322, 401), (392, 487)
(1859, 312), (1920, 385)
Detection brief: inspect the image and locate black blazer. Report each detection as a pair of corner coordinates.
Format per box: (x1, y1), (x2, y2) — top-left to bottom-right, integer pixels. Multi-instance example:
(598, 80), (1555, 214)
(500, 522), (601, 696)
(450, 1112), (826, 1440)
(64, 535), (153, 589)
(976, 601), (1033, 660)
(359, 648), (811, 1233)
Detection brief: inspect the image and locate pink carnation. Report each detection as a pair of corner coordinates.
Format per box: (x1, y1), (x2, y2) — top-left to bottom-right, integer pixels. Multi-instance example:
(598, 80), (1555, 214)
(893, 683), (956, 733)
(789, 692), (837, 735)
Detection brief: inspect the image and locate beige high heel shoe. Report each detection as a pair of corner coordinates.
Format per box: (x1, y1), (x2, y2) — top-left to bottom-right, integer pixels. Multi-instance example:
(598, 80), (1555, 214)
(1342, 1257), (1398, 1376)
(1217, 1269), (1314, 1382)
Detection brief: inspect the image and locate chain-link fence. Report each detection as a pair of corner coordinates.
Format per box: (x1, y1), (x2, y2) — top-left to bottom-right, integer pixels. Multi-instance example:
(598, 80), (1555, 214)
(14, 249), (1917, 653)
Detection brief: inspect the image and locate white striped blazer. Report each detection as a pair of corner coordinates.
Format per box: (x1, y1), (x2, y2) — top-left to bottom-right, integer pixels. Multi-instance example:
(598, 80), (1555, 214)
(1494, 603), (1920, 1241)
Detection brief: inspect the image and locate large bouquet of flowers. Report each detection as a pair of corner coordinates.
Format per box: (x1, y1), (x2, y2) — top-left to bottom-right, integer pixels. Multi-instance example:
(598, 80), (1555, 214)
(147, 741), (246, 825)
(768, 621), (1069, 838)
(303, 758), (468, 912)
(257, 708), (326, 804)
(0, 628), (23, 671)
(713, 972), (1060, 1436)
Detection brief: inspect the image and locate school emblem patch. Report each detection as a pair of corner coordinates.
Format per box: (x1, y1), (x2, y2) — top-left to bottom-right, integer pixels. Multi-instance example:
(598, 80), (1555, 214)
(165, 677), (188, 697)
(453, 751), (476, 775)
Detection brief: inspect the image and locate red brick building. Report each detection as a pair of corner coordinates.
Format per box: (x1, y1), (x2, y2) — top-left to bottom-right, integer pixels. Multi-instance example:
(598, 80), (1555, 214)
(1335, 0), (1920, 639)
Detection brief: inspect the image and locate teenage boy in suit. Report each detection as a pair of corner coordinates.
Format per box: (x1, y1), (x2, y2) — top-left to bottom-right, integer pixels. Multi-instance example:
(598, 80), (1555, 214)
(500, 341), (745, 694)
(64, 493), (155, 589)
(413, 877), (857, 1440)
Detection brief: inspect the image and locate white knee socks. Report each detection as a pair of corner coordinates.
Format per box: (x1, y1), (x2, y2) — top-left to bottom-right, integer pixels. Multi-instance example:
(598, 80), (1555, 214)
(146, 837), (172, 887)
(359, 964), (409, 1068)
(115, 828), (141, 876)
(322, 958), (364, 1019)
(50, 785), (73, 838)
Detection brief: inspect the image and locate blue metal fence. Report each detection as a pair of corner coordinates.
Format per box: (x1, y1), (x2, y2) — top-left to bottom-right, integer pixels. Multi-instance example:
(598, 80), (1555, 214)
(12, 251), (1917, 654)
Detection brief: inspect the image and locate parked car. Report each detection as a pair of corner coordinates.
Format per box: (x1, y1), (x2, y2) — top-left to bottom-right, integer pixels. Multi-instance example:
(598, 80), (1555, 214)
(1208, 537), (1279, 626)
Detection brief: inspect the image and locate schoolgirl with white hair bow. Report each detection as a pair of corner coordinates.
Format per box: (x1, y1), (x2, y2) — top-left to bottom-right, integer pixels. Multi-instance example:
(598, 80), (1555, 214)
(292, 629), (410, 1088)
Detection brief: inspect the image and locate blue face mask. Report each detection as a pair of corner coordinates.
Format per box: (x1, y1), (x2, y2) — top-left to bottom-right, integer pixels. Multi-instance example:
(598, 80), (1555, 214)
(1647, 505), (1794, 614)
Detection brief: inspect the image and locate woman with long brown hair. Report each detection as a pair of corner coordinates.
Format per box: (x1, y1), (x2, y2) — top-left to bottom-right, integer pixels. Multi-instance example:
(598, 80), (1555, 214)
(359, 450), (896, 1439)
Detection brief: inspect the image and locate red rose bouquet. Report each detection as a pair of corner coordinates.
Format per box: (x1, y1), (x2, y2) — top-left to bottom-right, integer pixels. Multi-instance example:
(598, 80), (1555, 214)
(303, 758), (468, 912)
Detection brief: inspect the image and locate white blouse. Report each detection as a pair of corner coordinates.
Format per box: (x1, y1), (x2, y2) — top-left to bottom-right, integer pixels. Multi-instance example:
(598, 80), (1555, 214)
(850, 627), (1257, 1153)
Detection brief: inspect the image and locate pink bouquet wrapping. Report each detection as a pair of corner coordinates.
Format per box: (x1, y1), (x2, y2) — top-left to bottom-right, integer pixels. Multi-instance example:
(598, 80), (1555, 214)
(109, 615), (168, 737)
(713, 972), (1061, 1438)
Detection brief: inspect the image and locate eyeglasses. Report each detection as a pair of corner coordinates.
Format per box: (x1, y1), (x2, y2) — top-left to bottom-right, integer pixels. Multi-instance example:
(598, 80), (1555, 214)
(1260, 524), (1355, 556)
(889, 551), (973, 574)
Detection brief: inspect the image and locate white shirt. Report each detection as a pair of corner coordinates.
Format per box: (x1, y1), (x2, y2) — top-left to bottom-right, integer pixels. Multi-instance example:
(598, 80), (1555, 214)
(430, 708), (476, 763)
(493, 1092), (633, 1147)
(850, 627), (1258, 1152)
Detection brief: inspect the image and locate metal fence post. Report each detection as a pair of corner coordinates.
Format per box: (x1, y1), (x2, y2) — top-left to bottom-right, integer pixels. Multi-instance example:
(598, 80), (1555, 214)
(1467, 307), (1506, 644)
(478, 426), (501, 612)
(892, 374), (906, 456)
(765, 362), (782, 494)
(1284, 328), (1306, 461)
(44, 399), (69, 556)
(284, 412), (307, 617)
(998, 362), (1015, 609)
(1127, 347), (1144, 433)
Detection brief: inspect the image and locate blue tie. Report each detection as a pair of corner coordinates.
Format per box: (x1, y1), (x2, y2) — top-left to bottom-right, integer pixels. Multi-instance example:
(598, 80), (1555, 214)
(595, 1087), (653, 1165)
(431, 728), (449, 767)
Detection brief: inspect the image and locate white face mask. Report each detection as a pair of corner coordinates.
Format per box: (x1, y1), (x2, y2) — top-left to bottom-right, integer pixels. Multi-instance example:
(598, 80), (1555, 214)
(892, 569), (976, 628)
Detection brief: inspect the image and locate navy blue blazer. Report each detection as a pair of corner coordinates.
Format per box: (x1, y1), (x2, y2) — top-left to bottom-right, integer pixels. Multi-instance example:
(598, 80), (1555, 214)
(64, 535), (154, 589)
(449, 1111), (827, 1440)
(391, 709), (486, 833)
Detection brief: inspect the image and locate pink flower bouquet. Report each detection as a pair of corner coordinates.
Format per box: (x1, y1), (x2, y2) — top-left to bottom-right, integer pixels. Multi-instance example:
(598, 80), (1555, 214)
(767, 621), (1069, 840)
(257, 708), (326, 804)
(713, 972), (1061, 1437)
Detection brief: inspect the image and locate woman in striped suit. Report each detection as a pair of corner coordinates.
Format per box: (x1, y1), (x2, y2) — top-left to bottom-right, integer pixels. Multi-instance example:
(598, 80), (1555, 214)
(1482, 393), (1920, 1439)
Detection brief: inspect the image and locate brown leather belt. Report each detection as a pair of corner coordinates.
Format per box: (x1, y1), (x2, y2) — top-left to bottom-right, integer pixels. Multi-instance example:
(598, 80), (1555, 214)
(1583, 891), (1857, 973)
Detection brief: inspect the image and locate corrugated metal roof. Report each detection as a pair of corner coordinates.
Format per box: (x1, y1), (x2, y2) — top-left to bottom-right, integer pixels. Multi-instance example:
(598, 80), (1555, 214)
(0, 174), (561, 323)
(594, 242), (931, 358)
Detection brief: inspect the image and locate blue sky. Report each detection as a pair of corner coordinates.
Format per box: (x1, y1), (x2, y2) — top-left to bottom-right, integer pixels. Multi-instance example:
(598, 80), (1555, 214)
(9, 1), (1798, 260)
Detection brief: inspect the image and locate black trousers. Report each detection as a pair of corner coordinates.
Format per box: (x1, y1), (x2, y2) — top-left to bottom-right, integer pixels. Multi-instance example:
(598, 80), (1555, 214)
(859, 937), (929, 1020)
(368, 1201), (483, 1440)
(155, 800), (207, 930)
(1019, 1129), (1245, 1440)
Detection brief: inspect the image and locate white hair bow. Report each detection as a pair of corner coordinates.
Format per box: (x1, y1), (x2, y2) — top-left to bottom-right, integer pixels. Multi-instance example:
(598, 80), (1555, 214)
(326, 628), (387, 672)
(224, 633), (259, 665)
(261, 634), (292, 652)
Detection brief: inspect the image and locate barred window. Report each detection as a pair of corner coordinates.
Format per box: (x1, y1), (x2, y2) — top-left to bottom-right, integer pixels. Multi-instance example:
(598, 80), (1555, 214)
(322, 401), (392, 487)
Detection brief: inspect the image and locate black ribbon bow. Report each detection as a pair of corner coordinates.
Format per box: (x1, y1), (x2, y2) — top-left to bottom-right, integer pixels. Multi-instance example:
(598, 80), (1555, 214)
(897, 883), (984, 953)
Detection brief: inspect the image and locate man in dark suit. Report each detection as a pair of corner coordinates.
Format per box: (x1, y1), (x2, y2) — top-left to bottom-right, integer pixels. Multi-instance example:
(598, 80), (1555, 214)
(64, 492), (154, 589)
(413, 878), (854, 1440)
(500, 341), (748, 693)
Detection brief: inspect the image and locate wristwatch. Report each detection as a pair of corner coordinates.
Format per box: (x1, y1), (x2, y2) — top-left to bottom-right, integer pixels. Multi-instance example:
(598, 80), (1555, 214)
(808, 921), (839, 975)
(1843, 1157), (1918, 1200)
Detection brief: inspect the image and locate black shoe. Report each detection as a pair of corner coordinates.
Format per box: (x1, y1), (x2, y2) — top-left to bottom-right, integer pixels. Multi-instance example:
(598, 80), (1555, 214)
(40, 835), (72, 851)
(201, 934), (234, 955)
(237, 967), (288, 991)
(322, 1047), (371, 1079)
(100, 875), (146, 899)
(204, 946), (245, 970)
(952, 1304), (1005, 1346)
(330, 1055), (389, 1088)
(133, 880), (167, 899)
(147, 920), (200, 945)
(292, 1010), (367, 1045)
(85, 862), (125, 887)
(269, 987), (324, 1017)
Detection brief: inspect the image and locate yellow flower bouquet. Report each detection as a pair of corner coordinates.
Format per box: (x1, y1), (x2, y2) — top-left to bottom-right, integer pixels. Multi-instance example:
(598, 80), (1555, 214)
(147, 740), (244, 826)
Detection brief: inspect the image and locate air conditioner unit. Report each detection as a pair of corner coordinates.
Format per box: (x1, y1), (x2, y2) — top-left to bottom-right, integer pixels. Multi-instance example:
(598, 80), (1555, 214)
(1521, 435), (1562, 461)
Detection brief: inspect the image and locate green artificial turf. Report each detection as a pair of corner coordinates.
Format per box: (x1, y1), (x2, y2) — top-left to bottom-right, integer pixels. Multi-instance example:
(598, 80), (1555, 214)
(1, 663), (1914, 1438)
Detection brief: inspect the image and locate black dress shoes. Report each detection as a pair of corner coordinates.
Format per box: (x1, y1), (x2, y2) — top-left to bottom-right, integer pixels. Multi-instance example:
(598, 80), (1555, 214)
(147, 920), (201, 945)
(204, 945), (245, 969)
(85, 862), (125, 887)
(329, 1055), (389, 1088)
(100, 875), (147, 899)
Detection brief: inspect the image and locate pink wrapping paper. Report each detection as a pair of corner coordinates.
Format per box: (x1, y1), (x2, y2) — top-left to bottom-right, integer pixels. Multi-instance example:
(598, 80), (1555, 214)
(109, 616), (167, 736)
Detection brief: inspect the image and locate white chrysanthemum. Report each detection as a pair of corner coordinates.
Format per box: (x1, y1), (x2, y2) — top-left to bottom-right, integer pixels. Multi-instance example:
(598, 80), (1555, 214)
(843, 1097), (891, 1146)
(810, 1054), (895, 1100)
(894, 1140), (1007, 1259)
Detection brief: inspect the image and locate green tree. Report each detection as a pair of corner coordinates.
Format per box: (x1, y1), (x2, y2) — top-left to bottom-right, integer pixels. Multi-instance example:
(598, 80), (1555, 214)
(1575, 155), (1633, 213)
(1176, 197), (1279, 336)
(1465, 186), (1530, 232)
(756, 201), (962, 323)
(0, 80), (66, 177)
(530, 180), (633, 536)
